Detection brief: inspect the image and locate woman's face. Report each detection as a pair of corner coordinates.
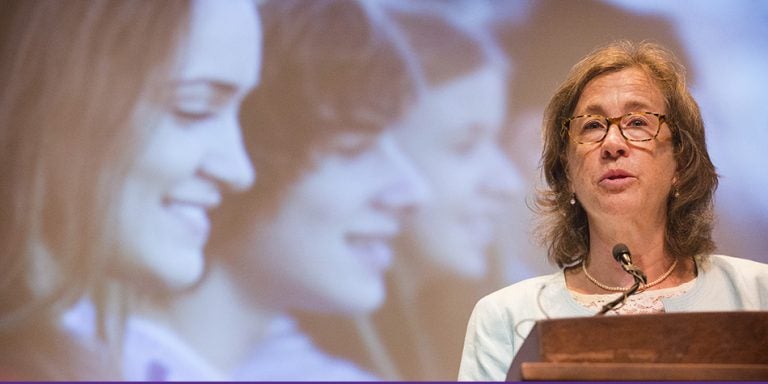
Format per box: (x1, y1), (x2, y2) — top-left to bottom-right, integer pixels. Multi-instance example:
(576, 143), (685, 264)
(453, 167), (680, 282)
(237, 131), (428, 314)
(392, 67), (523, 279)
(566, 67), (677, 226)
(114, 0), (261, 289)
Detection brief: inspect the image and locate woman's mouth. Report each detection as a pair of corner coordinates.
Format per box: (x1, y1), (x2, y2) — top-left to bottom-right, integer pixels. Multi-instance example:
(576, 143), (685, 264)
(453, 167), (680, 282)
(346, 234), (394, 273)
(164, 200), (212, 243)
(464, 215), (495, 249)
(599, 169), (636, 190)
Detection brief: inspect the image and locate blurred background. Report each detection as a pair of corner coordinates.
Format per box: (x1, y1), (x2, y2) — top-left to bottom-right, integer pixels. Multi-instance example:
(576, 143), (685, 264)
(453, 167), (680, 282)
(289, 0), (768, 381)
(10, 0), (765, 381)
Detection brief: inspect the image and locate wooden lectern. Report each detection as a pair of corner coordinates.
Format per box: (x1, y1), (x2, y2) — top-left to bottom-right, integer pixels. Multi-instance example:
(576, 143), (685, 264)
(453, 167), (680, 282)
(507, 311), (768, 381)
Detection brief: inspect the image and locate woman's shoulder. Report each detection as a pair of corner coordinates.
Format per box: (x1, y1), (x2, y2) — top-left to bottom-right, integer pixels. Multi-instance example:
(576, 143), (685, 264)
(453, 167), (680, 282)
(703, 254), (768, 275)
(699, 254), (768, 294)
(695, 254), (768, 309)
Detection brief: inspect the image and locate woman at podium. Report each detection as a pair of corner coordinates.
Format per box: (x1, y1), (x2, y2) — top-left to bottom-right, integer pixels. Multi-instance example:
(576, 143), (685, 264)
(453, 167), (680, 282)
(458, 40), (768, 381)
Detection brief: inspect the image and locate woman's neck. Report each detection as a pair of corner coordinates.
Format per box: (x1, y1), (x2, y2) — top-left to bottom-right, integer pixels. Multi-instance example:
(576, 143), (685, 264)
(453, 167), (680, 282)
(147, 262), (279, 376)
(567, 214), (694, 293)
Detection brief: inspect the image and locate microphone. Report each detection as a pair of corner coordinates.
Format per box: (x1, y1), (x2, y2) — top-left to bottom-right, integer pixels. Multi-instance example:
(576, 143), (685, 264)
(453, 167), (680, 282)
(612, 243), (647, 285)
(612, 243), (632, 268)
(596, 243), (648, 315)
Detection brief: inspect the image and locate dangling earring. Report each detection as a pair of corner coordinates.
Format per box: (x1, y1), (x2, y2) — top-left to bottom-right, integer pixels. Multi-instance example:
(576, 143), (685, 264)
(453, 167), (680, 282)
(671, 176), (680, 198)
(570, 193), (576, 205)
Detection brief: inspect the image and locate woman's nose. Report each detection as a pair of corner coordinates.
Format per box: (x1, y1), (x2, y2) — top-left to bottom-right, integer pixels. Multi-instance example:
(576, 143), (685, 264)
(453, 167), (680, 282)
(601, 123), (629, 159)
(199, 113), (256, 192)
(374, 134), (431, 214)
(480, 147), (524, 199)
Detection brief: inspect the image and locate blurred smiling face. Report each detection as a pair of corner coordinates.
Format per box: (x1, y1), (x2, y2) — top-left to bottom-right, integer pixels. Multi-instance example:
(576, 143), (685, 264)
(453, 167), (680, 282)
(393, 67), (522, 279)
(113, 0), (260, 289)
(238, 131), (428, 314)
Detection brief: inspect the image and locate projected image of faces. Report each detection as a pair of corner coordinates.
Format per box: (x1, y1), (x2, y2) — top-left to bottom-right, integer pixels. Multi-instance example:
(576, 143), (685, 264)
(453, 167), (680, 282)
(114, 0), (259, 289)
(393, 66), (522, 279)
(232, 130), (428, 313)
(18, 0), (762, 381)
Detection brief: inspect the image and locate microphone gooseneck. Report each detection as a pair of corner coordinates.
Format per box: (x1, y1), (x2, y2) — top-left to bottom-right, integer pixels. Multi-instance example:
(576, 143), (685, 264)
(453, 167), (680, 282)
(596, 243), (648, 315)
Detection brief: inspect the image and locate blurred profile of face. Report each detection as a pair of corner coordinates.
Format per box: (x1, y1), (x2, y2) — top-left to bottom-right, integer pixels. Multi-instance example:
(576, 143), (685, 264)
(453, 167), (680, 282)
(392, 67), (522, 279)
(114, 0), (260, 289)
(237, 131), (428, 314)
(566, 67), (676, 223)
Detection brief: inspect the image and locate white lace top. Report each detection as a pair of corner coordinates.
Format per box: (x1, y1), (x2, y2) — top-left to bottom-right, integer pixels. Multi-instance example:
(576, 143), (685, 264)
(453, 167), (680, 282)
(570, 279), (697, 315)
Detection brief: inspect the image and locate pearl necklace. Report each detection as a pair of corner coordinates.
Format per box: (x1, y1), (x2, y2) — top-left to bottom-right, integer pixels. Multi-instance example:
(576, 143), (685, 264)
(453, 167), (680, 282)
(582, 257), (679, 292)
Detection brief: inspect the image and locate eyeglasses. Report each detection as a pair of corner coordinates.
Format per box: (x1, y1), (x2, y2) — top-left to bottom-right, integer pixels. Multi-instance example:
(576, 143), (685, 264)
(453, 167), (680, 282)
(563, 111), (666, 144)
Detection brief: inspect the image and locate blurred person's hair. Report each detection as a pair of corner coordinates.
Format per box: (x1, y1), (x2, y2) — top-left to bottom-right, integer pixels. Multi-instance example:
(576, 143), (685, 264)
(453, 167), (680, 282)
(210, 0), (416, 239)
(0, 0), (190, 379)
(384, 2), (510, 91)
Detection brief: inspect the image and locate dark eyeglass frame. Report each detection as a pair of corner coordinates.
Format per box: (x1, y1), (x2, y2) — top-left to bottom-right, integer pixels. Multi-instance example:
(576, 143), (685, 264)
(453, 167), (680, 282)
(562, 111), (667, 144)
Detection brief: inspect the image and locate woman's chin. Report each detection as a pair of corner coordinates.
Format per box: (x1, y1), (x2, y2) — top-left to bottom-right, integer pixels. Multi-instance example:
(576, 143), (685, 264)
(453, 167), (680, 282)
(437, 250), (488, 280)
(305, 281), (386, 315)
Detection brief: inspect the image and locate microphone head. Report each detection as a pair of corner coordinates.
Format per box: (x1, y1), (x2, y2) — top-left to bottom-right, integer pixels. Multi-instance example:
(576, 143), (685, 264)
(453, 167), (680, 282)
(612, 243), (630, 263)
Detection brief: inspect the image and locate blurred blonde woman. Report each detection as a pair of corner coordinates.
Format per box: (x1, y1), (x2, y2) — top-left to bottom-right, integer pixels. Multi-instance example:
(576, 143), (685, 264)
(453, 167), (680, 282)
(0, 0), (260, 379)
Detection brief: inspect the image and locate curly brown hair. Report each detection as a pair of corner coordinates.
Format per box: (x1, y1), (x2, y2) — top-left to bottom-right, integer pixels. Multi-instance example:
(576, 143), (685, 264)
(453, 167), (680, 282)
(536, 40), (718, 267)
